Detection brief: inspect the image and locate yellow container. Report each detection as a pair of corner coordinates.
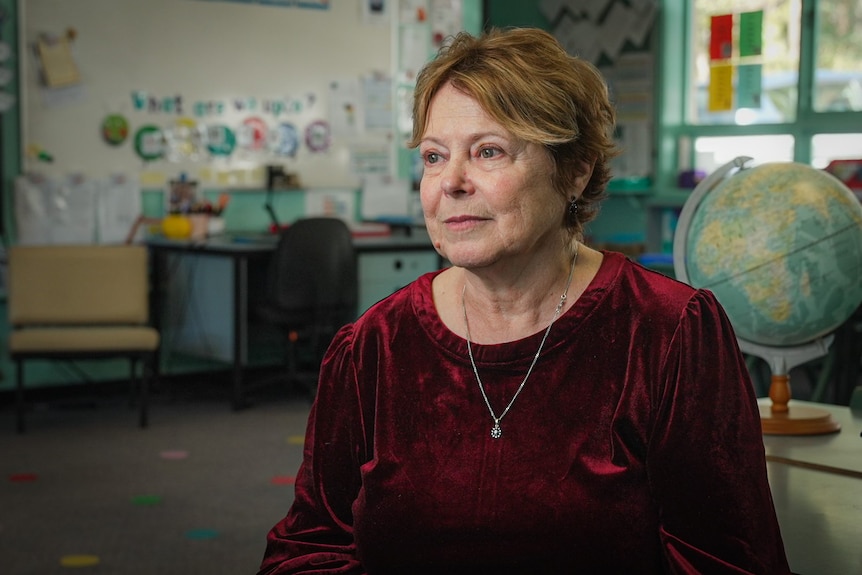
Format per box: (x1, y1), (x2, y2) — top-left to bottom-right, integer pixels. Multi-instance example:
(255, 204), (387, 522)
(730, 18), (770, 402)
(162, 214), (192, 239)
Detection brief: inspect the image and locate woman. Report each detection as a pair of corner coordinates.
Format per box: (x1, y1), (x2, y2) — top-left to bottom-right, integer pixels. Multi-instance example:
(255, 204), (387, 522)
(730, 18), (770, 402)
(259, 28), (790, 574)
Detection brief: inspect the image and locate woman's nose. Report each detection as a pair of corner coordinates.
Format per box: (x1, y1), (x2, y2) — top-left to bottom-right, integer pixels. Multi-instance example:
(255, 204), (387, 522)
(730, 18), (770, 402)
(440, 157), (472, 195)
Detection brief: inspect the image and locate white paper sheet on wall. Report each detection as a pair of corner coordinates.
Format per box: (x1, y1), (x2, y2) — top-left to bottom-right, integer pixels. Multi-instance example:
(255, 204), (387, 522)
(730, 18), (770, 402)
(14, 175), (55, 245)
(15, 173), (138, 245)
(98, 174), (141, 244)
(360, 173), (410, 220)
(304, 188), (356, 220)
(51, 174), (97, 244)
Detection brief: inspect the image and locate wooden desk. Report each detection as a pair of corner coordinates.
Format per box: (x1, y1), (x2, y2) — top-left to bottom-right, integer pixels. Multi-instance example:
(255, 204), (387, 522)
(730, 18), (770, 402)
(760, 398), (862, 477)
(767, 460), (862, 575)
(759, 400), (862, 574)
(147, 232), (440, 408)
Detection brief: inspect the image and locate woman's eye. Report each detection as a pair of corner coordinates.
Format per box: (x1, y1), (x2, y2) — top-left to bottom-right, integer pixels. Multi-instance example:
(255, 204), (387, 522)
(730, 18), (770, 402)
(479, 147), (500, 159)
(424, 152), (440, 164)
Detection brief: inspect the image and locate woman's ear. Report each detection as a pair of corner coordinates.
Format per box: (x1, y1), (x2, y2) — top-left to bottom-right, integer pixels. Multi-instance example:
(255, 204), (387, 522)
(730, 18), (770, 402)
(573, 159), (596, 195)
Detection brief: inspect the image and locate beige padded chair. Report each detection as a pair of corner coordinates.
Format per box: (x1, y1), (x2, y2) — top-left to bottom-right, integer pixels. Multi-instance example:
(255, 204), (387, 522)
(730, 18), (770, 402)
(7, 245), (160, 433)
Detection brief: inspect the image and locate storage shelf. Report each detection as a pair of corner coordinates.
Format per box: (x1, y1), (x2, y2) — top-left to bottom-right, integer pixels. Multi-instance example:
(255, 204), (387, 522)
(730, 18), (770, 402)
(647, 190), (694, 207)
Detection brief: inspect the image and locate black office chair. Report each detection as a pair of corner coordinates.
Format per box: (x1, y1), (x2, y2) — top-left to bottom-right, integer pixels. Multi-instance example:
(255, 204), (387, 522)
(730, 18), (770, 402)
(255, 217), (358, 397)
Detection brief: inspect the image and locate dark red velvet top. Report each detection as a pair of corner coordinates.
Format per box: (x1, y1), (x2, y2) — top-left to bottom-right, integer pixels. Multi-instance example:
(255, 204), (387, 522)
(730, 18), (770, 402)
(259, 252), (790, 574)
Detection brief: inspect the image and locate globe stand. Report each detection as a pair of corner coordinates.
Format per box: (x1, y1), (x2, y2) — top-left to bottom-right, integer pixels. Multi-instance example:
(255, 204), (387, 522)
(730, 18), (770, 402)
(738, 338), (841, 435)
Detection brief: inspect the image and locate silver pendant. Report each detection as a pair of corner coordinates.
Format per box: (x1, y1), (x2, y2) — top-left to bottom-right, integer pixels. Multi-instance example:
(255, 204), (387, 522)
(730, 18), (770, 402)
(491, 422), (502, 439)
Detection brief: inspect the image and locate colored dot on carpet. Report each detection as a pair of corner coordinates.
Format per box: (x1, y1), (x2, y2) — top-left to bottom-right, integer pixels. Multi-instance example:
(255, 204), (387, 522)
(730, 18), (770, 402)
(160, 450), (189, 460)
(185, 528), (219, 540)
(132, 495), (162, 506)
(9, 473), (38, 483)
(286, 435), (305, 445)
(60, 554), (100, 567)
(271, 475), (296, 485)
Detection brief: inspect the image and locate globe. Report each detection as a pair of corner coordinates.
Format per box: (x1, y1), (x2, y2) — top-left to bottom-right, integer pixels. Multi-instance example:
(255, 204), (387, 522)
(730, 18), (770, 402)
(674, 158), (862, 348)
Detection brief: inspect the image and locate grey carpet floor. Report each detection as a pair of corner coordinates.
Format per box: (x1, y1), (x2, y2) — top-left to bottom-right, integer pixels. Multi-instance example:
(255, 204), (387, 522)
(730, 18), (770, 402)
(0, 387), (311, 575)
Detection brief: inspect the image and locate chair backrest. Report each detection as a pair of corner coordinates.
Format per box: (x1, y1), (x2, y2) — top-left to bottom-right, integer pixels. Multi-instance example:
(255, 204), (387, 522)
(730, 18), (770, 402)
(263, 217), (358, 322)
(8, 245), (151, 326)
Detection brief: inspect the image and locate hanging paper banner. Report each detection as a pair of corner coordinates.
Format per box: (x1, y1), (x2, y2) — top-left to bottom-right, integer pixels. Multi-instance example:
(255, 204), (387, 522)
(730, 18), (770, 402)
(709, 14), (733, 61)
(708, 64), (734, 112)
(737, 64), (763, 109)
(739, 11), (763, 57)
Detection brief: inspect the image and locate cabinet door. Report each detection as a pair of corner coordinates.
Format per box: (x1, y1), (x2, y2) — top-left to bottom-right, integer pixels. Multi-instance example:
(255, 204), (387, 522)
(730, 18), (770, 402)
(358, 251), (441, 314)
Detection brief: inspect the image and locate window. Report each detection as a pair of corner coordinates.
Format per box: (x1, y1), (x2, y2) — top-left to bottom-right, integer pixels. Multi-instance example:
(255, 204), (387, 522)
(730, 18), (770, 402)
(658, 0), (862, 183)
(696, 134), (794, 175)
(814, 0), (862, 113)
(689, 0), (799, 125)
(812, 133), (862, 169)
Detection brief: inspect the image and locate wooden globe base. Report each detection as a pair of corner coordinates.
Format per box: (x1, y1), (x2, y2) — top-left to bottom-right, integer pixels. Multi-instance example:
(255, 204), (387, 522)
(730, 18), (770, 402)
(760, 374), (841, 435)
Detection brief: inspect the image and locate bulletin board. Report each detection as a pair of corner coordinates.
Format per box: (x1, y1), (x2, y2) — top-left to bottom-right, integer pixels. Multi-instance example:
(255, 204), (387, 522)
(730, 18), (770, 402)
(18, 0), (392, 188)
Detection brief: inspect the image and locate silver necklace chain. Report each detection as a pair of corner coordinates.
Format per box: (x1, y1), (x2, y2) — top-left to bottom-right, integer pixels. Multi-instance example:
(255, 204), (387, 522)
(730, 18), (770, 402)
(462, 243), (579, 439)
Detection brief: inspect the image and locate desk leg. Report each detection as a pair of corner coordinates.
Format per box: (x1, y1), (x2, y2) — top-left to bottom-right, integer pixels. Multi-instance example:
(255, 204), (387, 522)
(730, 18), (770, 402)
(149, 248), (164, 382)
(232, 254), (248, 410)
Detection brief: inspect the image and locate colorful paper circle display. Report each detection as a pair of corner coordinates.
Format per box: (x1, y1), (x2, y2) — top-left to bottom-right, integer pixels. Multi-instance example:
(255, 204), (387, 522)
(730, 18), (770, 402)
(238, 116), (268, 151)
(101, 114), (129, 146)
(164, 117), (203, 162)
(305, 120), (331, 152)
(205, 124), (236, 157)
(134, 125), (165, 162)
(269, 122), (299, 157)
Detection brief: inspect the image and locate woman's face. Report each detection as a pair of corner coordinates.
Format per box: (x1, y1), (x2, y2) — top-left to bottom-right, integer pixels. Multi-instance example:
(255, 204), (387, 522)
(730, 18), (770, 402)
(419, 82), (563, 270)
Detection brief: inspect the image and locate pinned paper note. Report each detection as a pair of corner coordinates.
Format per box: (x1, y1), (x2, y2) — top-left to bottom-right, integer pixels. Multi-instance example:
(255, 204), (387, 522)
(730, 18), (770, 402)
(37, 36), (80, 88)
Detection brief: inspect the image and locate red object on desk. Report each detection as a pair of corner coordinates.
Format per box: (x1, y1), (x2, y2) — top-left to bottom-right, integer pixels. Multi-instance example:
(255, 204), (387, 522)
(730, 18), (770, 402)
(825, 159), (862, 191)
(268, 223), (290, 234)
(269, 221), (393, 238)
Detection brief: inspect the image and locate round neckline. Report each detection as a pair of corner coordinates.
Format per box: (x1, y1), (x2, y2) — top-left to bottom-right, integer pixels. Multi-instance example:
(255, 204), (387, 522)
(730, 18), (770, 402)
(413, 251), (624, 366)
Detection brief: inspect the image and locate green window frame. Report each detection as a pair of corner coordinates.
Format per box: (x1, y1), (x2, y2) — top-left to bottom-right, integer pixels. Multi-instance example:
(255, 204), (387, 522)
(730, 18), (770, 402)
(656, 0), (862, 190)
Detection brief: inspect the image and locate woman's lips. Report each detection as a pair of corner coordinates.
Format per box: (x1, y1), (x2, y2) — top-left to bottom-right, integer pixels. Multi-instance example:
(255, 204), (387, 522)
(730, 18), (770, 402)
(443, 215), (485, 231)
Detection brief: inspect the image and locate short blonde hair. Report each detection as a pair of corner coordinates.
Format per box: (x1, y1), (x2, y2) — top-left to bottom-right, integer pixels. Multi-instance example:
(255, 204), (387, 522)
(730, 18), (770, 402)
(408, 27), (619, 235)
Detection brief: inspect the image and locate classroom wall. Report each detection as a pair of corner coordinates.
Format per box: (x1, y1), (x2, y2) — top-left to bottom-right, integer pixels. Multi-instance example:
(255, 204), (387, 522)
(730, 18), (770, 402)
(3, 0), (397, 390)
(18, 0), (391, 189)
(1, 0), (485, 391)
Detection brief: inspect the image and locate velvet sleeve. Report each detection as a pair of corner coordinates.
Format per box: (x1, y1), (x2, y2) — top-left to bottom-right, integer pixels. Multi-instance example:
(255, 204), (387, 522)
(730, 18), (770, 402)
(649, 290), (790, 574)
(258, 324), (369, 575)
